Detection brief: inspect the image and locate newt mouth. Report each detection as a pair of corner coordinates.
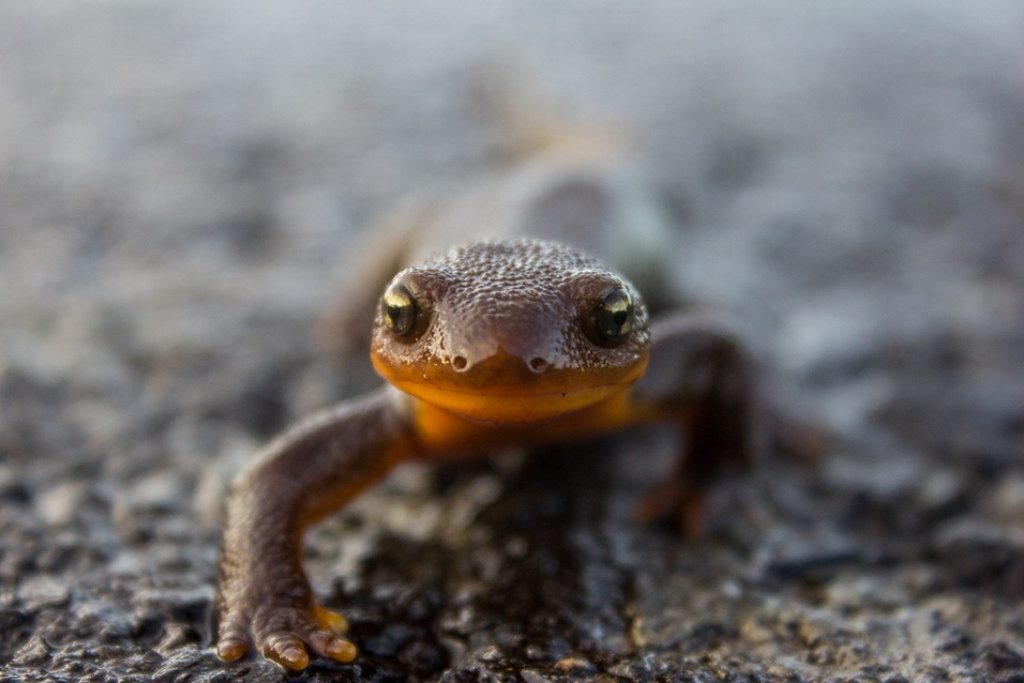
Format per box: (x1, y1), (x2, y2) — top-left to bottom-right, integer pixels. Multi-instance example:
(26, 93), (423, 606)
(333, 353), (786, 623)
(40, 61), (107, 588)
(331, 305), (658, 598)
(372, 351), (647, 423)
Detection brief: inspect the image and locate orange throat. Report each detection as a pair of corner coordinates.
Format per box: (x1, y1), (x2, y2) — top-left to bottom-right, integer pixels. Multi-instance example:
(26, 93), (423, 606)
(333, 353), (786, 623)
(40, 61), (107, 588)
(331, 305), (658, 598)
(372, 352), (648, 425)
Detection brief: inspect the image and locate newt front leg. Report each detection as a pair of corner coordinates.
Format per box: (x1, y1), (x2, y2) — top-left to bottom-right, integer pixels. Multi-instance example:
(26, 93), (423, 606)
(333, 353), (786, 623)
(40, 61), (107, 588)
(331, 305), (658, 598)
(632, 314), (757, 535)
(215, 387), (416, 670)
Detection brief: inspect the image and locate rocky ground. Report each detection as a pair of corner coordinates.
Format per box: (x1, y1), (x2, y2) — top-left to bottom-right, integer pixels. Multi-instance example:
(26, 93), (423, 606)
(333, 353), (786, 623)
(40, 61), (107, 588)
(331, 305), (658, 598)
(2, 2), (1024, 681)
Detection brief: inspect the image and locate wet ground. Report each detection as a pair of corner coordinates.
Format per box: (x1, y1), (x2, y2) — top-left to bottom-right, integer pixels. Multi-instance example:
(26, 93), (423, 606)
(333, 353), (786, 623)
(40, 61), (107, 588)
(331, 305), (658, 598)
(2, 2), (1024, 681)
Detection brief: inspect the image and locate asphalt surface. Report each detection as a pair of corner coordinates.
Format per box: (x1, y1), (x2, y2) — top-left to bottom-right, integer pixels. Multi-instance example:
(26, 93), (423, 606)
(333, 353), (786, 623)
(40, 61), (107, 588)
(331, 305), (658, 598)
(2, 3), (1023, 681)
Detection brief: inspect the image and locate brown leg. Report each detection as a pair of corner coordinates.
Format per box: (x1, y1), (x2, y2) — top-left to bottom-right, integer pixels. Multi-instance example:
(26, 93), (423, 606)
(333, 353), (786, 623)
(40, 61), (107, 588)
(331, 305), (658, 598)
(215, 387), (416, 670)
(631, 314), (757, 536)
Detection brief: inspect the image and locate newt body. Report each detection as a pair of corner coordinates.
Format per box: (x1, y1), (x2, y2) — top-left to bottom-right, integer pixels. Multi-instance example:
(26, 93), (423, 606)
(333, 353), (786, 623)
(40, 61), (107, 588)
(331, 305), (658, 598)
(215, 239), (755, 671)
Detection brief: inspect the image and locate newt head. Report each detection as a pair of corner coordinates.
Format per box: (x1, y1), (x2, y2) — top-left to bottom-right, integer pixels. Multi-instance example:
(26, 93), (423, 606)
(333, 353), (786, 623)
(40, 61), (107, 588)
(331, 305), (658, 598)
(370, 239), (650, 424)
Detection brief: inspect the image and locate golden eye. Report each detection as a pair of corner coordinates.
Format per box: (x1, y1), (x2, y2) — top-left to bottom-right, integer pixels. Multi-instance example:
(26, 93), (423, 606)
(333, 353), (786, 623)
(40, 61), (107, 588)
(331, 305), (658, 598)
(589, 287), (633, 345)
(381, 282), (418, 337)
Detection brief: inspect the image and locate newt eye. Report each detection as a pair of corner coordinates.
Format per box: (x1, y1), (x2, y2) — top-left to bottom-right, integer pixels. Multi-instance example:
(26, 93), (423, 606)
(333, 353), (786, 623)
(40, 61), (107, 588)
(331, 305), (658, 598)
(382, 282), (418, 337)
(587, 287), (633, 346)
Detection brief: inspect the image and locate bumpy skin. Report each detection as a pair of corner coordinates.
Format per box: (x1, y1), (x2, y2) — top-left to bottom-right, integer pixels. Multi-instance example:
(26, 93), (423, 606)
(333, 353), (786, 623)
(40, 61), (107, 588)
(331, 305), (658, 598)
(370, 241), (650, 424)
(215, 239), (756, 671)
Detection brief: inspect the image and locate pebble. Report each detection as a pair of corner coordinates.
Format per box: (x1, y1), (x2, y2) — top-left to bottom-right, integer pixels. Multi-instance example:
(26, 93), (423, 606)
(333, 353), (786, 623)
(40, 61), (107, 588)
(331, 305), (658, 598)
(16, 575), (71, 611)
(520, 670), (553, 683)
(990, 473), (1024, 522)
(12, 634), (51, 667)
(553, 655), (596, 674)
(36, 481), (90, 527)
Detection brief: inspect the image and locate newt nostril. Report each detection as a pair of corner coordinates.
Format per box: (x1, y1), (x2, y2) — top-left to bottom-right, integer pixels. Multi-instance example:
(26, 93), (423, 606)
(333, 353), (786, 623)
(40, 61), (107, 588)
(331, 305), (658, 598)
(452, 355), (469, 372)
(529, 357), (548, 373)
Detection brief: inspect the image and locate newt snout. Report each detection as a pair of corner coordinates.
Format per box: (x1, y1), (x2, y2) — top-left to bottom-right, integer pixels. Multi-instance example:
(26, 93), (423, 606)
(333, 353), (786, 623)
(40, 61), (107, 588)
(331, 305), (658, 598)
(444, 302), (563, 374)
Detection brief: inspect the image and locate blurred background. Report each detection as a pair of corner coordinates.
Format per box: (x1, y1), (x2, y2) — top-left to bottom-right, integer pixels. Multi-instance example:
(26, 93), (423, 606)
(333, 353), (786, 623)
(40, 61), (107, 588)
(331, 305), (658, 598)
(2, 2), (1023, 680)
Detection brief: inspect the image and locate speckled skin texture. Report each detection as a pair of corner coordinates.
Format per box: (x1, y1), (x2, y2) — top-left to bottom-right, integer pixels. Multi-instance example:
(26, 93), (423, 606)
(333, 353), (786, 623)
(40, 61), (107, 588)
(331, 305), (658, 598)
(373, 240), (649, 374)
(215, 238), (756, 670)
(371, 240), (652, 423)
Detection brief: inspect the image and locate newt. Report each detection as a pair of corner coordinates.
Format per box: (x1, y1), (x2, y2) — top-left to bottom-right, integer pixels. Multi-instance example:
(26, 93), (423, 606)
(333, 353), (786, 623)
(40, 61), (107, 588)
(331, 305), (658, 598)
(214, 238), (759, 671)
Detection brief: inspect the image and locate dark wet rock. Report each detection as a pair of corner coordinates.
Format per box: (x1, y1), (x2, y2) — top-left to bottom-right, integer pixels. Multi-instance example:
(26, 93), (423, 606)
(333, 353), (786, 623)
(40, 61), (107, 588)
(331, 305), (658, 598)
(979, 642), (1024, 675)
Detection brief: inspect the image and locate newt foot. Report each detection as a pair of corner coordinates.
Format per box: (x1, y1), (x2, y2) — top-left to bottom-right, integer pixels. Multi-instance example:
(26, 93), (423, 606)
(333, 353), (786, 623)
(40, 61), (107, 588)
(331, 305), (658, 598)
(216, 600), (356, 671)
(634, 480), (707, 538)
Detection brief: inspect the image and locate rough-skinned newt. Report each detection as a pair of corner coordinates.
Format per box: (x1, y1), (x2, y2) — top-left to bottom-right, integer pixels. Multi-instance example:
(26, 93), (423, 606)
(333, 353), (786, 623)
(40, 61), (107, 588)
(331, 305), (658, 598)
(215, 238), (755, 671)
